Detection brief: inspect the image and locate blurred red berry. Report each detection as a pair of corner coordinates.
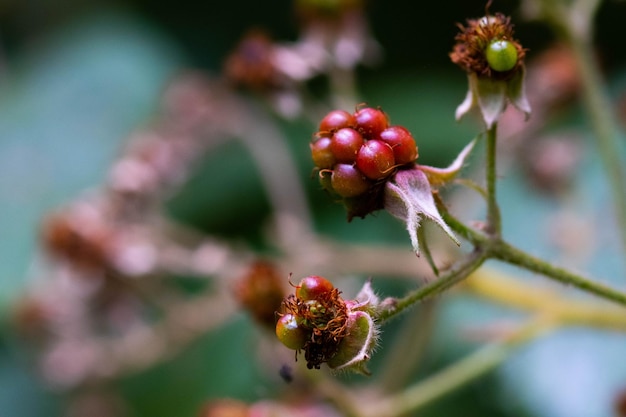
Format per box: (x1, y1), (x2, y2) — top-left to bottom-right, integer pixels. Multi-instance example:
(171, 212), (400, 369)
(234, 261), (286, 328)
(40, 212), (112, 272)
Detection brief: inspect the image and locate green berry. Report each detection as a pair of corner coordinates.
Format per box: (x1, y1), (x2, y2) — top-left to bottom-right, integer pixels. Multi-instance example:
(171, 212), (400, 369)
(276, 314), (309, 350)
(485, 40), (518, 72)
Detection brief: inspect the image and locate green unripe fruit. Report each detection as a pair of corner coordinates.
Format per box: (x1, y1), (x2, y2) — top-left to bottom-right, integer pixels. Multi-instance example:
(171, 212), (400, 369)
(276, 314), (309, 350)
(485, 40), (518, 72)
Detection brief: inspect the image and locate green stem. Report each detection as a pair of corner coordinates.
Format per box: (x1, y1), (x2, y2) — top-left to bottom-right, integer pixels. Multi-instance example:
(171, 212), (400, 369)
(361, 317), (552, 417)
(444, 206), (626, 308)
(566, 29), (626, 257)
(418, 225), (440, 276)
(376, 251), (488, 323)
(492, 239), (626, 308)
(485, 123), (502, 236)
(441, 208), (490, 246)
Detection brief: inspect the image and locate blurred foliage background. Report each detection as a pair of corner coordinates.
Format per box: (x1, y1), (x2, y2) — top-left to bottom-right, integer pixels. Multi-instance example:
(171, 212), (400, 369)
(1, 0), (626, 416)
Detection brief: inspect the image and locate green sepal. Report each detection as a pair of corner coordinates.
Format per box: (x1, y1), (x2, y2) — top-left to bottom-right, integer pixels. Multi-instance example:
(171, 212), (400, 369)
(327, 311), (378, 375)
(417, 138), (476, 188)
(384, 168), (459, 255)
(455, 69), (531, 128)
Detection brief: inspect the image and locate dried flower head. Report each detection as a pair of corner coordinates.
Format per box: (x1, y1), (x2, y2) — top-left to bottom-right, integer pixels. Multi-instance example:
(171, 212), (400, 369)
(450, 11), (531, 128)
(276, 276), (379, 374)
(281, 278), (349, 369)
(450, 13), (525, 80)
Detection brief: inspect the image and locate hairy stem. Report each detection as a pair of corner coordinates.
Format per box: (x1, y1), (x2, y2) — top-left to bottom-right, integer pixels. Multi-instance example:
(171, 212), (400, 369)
(441, 208), (490, 246)
(376, 251), (488, 323)
(443, 208), (626, 308)
(492, 239), (626, 308)
(485, 123), (501, 236)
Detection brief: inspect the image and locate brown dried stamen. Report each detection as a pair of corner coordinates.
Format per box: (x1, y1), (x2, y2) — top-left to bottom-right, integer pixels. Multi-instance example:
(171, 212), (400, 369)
(282, 288), (349, 369)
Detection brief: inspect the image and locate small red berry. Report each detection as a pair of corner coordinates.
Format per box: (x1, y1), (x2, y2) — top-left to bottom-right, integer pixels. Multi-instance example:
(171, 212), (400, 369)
(310, 136), (336, 169)
(276, 314), (309, 350)
(378, 126), (418, 165)
(331, 128), (364, 163)
(296, 275), (334, 301)
(356, 139), (395, 180)
(319, 110), (356, 133)
(331, 164), (371, 197)
(355, 107), (388, 138)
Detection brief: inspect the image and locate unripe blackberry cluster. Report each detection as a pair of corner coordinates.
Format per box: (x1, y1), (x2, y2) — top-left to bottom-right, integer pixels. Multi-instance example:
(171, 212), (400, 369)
(310, 106), (419, 218)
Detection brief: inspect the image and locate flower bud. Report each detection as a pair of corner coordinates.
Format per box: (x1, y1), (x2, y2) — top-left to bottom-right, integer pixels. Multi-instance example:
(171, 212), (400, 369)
(326, 310), (378, 375)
